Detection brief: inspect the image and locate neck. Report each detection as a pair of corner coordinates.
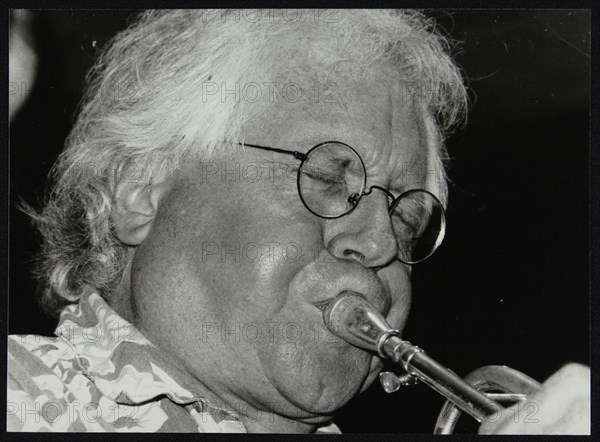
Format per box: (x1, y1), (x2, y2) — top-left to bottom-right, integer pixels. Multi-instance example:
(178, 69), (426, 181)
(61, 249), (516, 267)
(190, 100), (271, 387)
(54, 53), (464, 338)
(109, 259), (136, 322)
(243, 418), (317, 433)
(232, 400), (323, 433)
(151, 363), (324, 433)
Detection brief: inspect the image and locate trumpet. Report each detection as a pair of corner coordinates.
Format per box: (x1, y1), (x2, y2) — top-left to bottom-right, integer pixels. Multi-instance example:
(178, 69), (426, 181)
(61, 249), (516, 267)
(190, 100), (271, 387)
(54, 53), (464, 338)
(322, 291), (542, 434)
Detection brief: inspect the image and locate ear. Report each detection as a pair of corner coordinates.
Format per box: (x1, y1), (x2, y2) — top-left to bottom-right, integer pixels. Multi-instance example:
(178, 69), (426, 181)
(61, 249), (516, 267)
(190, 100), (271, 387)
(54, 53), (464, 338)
(111, 178), (171, 246)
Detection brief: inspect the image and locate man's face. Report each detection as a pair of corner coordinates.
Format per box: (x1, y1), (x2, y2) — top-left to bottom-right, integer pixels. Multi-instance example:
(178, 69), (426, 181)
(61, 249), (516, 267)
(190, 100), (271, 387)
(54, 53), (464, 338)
(129, 63), (430, 425)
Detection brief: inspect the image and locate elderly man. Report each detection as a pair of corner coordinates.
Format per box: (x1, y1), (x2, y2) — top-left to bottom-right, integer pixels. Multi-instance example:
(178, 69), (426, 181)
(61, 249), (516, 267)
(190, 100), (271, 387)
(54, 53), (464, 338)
(8, 9), (589, 433)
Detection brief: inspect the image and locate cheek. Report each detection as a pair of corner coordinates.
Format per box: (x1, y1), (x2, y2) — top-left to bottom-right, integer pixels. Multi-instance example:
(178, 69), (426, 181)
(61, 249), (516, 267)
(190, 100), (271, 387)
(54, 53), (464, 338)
(223, 221), (323, 318)
(165, 183), (323, 322)
(379, 264), (412, 330)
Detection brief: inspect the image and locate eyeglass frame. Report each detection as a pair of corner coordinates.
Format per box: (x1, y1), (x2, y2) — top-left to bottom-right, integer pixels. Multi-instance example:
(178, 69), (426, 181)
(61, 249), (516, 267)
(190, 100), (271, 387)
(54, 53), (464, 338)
(230, 140), (447, 263)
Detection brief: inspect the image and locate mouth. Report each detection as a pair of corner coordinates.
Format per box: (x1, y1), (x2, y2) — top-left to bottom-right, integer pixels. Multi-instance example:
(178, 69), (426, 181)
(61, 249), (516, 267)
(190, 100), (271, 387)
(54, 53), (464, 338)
(312, 288), (391, 315)
(313, 298), (334, 312)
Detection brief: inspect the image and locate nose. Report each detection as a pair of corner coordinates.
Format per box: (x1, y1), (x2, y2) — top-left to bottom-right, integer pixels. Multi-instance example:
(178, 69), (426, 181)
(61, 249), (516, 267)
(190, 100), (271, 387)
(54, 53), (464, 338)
(325, 189), (399, 268)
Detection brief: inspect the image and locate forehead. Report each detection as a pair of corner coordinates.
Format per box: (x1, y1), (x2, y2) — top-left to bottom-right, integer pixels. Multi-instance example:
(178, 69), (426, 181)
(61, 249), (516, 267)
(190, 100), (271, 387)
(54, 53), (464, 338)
(240, 62), (427, 188)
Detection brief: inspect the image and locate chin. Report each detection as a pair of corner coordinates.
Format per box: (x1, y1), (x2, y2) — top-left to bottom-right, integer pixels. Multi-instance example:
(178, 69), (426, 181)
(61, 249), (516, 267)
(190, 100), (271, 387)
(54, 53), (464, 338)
(360, 358), (385, 394)
(298, 356), (376, 415)
(259, 332), (378, 416)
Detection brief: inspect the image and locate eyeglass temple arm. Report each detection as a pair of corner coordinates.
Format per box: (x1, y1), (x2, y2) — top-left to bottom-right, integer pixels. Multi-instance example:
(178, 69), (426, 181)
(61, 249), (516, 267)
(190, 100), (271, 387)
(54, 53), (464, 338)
(233, 141), (307, 161)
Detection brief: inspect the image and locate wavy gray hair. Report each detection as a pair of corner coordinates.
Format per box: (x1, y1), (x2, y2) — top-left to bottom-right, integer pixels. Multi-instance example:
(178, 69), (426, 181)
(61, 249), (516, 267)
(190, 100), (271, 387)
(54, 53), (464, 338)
(28, 9), (467, 316)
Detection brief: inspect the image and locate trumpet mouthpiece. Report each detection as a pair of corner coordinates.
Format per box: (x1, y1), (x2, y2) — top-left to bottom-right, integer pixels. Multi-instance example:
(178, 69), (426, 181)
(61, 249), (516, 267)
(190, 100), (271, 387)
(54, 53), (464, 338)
(322, 291), (398, 356)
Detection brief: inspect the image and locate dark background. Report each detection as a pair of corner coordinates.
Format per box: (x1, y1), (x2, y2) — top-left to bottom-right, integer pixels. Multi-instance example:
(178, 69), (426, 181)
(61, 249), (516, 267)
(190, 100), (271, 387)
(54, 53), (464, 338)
(9, 10), (590, 433)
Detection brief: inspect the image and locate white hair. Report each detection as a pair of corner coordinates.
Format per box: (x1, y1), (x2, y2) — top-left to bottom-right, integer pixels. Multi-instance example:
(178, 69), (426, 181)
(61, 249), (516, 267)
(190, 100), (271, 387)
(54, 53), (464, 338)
(27, 9), (467, 315)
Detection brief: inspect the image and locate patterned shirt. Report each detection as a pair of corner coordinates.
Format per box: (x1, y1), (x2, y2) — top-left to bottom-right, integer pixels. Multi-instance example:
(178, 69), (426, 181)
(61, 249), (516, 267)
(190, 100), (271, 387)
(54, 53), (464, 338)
(7, 292), (341, 433)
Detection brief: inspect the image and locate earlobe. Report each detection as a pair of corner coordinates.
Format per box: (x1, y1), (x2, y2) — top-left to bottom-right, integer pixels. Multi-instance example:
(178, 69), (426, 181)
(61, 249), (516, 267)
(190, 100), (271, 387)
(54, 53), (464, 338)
(111, 180), (170, 246)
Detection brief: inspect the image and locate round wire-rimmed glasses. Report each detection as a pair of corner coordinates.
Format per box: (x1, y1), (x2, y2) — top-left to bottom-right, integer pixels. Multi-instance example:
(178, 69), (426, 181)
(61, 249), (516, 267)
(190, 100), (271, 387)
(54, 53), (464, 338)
(233, 140), (446, 264)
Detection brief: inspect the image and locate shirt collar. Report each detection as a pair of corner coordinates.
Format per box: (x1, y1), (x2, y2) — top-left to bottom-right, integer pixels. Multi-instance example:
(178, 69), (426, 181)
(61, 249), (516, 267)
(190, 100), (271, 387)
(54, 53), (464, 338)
(54, 291), (340, 434)
(54, 292), (238, 415)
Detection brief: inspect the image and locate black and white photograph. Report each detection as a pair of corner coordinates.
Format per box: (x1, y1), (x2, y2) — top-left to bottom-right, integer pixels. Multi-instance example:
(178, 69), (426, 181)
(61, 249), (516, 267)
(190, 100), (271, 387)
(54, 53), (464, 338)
(8, 8), (591, 434)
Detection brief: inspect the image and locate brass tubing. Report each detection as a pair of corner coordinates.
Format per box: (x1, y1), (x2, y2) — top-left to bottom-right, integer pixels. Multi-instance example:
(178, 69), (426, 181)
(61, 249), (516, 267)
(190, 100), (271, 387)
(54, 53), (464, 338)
(382, 335), (503, 421)
(322, 291), (505, 422)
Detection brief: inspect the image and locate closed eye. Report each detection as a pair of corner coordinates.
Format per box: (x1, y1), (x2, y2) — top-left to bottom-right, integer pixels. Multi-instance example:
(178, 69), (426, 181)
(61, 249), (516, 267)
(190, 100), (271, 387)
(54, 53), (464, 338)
(391, 204), (428, 238)
(301, 167), (345, 185)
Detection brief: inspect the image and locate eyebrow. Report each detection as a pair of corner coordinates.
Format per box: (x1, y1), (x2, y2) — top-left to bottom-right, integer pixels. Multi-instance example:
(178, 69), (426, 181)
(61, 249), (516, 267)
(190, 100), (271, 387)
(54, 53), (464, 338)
(388, 159), (427, 196)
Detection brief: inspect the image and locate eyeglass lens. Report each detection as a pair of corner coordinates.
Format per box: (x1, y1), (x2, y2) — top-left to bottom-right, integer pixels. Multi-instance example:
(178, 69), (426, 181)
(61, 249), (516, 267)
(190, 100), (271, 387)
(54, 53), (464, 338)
(297, 142), (445, 264)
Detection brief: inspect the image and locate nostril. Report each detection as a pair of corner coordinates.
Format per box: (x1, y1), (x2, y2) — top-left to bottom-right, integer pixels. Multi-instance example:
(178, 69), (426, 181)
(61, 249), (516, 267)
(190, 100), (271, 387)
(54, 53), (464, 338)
(343, 249), (364, 262)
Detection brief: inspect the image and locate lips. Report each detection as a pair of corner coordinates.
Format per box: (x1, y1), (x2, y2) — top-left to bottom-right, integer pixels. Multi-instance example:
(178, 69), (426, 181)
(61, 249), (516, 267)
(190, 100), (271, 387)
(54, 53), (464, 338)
(313, 298), (334, 312)
(311, 287), (390, 319)
(300, 269), (392, 321)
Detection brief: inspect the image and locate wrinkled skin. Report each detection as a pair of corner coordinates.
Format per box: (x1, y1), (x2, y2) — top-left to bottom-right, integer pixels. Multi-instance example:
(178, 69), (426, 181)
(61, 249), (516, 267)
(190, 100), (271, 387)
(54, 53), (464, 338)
(122, 64), (432, 432)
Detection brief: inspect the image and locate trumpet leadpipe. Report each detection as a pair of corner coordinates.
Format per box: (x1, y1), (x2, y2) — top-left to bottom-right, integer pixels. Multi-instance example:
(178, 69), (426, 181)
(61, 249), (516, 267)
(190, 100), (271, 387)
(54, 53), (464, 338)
(322, 291), (503, 422)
